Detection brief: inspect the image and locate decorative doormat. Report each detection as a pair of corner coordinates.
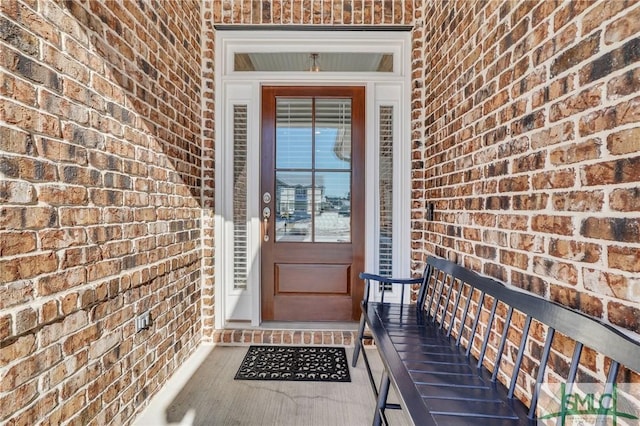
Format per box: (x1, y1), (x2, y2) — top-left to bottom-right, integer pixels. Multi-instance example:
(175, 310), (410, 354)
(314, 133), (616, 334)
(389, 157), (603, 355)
(234, 345), (351, 382)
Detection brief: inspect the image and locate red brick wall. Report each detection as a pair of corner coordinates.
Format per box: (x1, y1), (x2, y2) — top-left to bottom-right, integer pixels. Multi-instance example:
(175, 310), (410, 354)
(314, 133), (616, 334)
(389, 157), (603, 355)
(212, 0), (415, 24)
(413, 0), (640, 337)
(1, 1), (202, 424)
(201, 0), (215, 344)
(3, 0), (638, 422)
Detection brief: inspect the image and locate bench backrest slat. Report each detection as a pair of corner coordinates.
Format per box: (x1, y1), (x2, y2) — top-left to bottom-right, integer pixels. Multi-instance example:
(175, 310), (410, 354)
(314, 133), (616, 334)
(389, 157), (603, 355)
(424, 270), (439, 322)
(466, 290), (485, 358)
(606, 360), (620, 387)
(598, 362), (622, 424)
(447, 279), (463, 338)
(477, 297), (498, 370)
(529, 328), (556, 419)
(433, 272), (447, 326)
(492, 305), (514, 383)
(509, 314), (532, 399)
(456, 287), (474, 347)
(416, 262), (432, 308)
(566, 342), (583, 391)
(441, 274), (455, 331)
(426, 256), (640, 374)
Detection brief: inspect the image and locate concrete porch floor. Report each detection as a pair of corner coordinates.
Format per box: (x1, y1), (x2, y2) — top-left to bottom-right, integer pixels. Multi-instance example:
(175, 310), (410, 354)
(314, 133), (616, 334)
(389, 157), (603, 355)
(133, 345), (410, 426)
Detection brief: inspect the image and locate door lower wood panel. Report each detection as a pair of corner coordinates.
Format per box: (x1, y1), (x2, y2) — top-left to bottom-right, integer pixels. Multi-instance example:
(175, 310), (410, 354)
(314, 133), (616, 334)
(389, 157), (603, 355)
(276, 264), (351, 294)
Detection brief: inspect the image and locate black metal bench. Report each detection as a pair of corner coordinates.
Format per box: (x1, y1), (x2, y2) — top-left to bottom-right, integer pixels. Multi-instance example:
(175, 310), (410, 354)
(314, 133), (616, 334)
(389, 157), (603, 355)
(352, 255), (640, 425)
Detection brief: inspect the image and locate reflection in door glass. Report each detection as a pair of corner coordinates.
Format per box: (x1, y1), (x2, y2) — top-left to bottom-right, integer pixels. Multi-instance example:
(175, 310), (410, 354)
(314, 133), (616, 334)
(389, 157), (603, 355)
(315, 99), (351, 170)
(315, 172), (351, 242)
(275, 172), (312, 242)
(276, 99), (312, 169)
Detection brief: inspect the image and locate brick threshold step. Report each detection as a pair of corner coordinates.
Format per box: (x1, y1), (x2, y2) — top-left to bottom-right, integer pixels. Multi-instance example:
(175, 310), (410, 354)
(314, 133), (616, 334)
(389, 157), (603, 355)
(212, 322), (375, 347)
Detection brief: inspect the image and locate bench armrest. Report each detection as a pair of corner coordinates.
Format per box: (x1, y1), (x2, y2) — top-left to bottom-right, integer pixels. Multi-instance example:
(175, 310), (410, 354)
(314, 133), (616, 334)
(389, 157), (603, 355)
(359, 272), (423, 305)
(359, 272), (423, 285)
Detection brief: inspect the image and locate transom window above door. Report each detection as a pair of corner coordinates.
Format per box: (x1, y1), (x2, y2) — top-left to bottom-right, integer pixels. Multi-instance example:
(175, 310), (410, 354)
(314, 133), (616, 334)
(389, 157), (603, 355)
(234, 52), (393, 72)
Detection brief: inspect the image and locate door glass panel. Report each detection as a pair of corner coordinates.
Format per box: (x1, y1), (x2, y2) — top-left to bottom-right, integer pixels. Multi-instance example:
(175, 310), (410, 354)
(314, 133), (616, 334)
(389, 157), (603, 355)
(275, 171), (312, 242)
(274, 97), (352, 243)
(315, 99), (351, 170)
(315, 171), (351, 242)
(276, 99), (312, 169)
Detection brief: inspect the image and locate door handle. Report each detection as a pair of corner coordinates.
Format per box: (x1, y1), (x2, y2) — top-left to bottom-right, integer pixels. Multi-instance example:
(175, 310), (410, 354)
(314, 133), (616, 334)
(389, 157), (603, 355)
(262, 207), (271, 241)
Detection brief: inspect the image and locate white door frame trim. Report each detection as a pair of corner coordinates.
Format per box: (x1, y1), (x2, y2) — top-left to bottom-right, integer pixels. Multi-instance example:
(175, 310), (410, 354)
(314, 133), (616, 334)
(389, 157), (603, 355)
(214, 30), (411, 328)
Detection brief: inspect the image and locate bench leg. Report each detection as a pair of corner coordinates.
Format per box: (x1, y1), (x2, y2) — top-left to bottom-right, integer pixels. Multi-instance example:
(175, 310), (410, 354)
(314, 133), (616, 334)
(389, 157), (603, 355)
(352, 312), (367, 367)
(353, 312), (381, 400)
(361, 339), (379, 399)
(373, 370), (391, 426)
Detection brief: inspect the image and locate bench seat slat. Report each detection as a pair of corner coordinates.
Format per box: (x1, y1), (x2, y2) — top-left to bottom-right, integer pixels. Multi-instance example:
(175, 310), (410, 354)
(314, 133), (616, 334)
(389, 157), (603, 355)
(400, 356), (469, 365)
(409, 367), (477, 377)
(392, 343), (459, 353)
(387, 329), (444, 336)
(426, 399), (521, 418)
(399, 351), (466, 360)
(412, 374), (490, 388)
(403, 361), (474, 372)
(416, 384), (505, 401)
(430, 415), (525, 426)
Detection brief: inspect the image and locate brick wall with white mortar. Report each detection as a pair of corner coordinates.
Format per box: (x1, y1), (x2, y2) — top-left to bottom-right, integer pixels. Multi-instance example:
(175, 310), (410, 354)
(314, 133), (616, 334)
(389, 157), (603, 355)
(412, 0), (640, 402)
(413, 0), (640, 336)
(1, 0), (203, 424)
(2, 0), (640, 423)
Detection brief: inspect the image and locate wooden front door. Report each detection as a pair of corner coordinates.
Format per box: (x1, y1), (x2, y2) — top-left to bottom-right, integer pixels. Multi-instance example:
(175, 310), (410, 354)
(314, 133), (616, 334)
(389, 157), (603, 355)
(261, 86), (365, 322)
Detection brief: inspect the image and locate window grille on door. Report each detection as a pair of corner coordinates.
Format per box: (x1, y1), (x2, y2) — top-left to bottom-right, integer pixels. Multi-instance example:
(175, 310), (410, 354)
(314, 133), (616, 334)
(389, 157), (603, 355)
(379, 106), (393, 290)
(274, 97), (352, 243)
(233, 105), (248, 290)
